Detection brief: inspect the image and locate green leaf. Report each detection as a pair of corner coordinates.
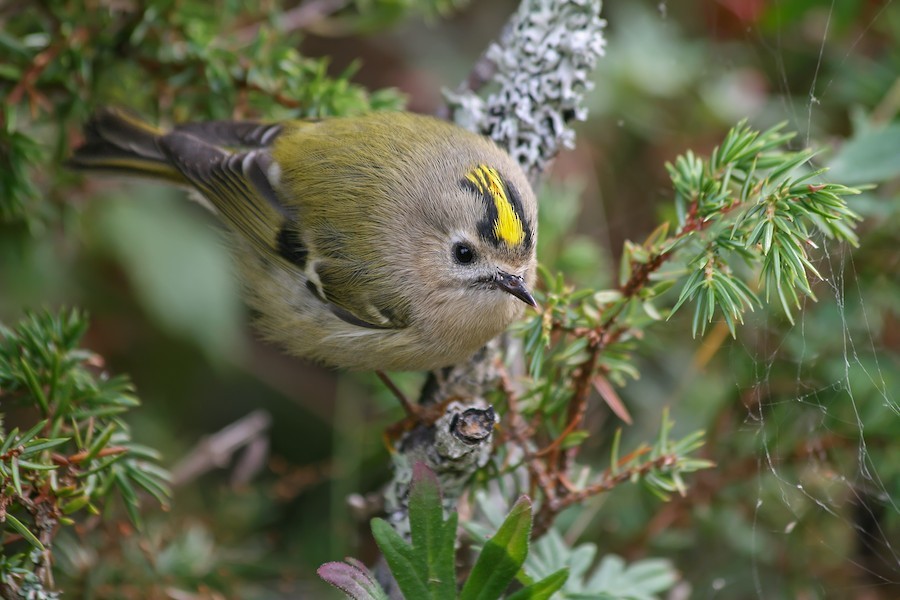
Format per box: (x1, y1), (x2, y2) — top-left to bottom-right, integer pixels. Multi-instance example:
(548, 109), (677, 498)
(642, 301), (662, 321)
(84, 423), (117, 462)
(13, 460), (58, 471)
(371, 518), (430, 599)
(507, 568), (569, 600)
(3, 513), (44, 551)
(93, 196), (244, 361)
(580, 554), (679, 599)
(460, 496), (533, 600)
(17, 420), (48, 447)
(408, 463), (456, 599)
(594, 289), (624, 304)
(11, 456), (23, 497)
(129, 467), (172, 506)
(61, 495), (92, 515)
(828, 123), (900, 184)
(0, 428), (19, 454)
(18, 357), (49, 414)
(114, 468), (142, 528)
(19, 437), (70, 458)
(767, 149), (815, 186)
(561, 430), (590, 449)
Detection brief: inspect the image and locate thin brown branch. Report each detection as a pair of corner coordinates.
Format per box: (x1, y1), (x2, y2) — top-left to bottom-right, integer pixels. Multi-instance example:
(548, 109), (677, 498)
(497, 366), (558, 509)
(55, 446), (128, 466)
(521, 200), (720, 536)
(170, 410), (271, 487)
(233, 0), (350, 44)
(8, 27), (89, 117)
(532, 452), (675, 539)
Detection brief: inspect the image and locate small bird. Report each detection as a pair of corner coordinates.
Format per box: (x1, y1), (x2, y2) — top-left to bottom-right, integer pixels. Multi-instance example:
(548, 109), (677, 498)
(69, 109), (538, 371)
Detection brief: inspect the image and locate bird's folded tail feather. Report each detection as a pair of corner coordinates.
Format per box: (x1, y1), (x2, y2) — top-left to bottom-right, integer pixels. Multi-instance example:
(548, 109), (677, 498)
(66, 108), (186, 185)
(70, 108), (292, 263)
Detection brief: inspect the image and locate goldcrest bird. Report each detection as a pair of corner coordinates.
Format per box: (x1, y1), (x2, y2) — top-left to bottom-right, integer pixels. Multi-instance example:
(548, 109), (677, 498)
(69, 109), (538, 371)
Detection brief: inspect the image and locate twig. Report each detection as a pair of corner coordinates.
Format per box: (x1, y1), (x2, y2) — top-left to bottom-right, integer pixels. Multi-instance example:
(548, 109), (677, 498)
(8, 27), (89, 117)
(233, 0), (350, 44)
(170, 410), (272, 487)
(389, 0), (608, 544)
(524, 200), (715, 532)
(376, 370), (415, 417)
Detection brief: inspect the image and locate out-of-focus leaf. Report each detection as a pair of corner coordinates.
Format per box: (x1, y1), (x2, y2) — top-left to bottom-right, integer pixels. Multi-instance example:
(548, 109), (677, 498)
(580, 554), (678, 600)
(828, 123), (900, 184)
(91, 192), (244, 360)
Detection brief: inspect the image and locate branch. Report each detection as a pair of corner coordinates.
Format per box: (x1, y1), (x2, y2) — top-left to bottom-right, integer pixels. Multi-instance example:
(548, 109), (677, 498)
(385, 0), (608, 537)
(232, 0), (350, 44)
(445, 0), (607, 181)
(170, 410), (272, 487)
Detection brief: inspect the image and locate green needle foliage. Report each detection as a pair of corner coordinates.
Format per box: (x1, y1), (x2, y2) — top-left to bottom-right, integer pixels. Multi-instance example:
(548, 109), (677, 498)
(665, 121), (861, 333)
(1, 0), (405, 236)
(501, 120), (859, 537)
(0, 1), (884, 597)
(0, 309), (169, 598)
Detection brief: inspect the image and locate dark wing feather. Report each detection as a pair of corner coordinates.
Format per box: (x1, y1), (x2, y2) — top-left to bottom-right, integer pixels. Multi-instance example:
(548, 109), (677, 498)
(174, 121), (284, 149)
(69, 109), (408, 331)
(156, 131), (287, 259)
(159, 131), (406, 329)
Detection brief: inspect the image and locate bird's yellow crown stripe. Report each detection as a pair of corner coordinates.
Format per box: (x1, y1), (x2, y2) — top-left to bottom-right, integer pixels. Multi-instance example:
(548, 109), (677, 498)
(465, 165), (525, 248)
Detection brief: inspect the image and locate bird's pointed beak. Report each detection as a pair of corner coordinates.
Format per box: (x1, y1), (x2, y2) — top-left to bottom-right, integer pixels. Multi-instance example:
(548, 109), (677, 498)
(495, 271), (537, 307)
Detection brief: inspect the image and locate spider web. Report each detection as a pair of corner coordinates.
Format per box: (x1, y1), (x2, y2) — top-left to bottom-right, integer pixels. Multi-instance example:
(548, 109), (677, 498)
(588, 1), (900, 597)
(726, 1), (900, 596)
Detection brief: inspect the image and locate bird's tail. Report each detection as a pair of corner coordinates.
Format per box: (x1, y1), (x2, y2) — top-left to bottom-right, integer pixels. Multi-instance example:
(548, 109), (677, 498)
(67, 108), (187, 185)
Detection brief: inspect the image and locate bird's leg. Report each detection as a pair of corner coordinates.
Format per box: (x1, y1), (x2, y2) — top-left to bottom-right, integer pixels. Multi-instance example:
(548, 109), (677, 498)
(377, 371), (456, 450)
(376, 370), (417, 417)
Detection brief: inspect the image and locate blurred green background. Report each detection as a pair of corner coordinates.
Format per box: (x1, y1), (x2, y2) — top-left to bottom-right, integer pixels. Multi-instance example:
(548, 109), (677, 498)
(2, 0), (898, 597)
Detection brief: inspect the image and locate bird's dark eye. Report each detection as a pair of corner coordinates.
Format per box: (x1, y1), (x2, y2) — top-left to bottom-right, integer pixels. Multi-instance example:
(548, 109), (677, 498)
(453, 243), (476, 265)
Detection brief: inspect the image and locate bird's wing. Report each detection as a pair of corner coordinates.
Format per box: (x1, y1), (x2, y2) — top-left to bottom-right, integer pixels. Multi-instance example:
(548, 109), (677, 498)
(69, 108), (410, 331)
(158, 127), (410, 331)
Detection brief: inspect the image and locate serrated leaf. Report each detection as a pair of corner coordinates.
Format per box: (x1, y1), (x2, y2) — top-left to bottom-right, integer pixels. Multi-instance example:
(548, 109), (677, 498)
(371, 518), (430, 599)
(460, 496), (533, 600)
(408, 463), (456, 599)
(318, 559), (391, 600)
(507, 568), (569, 600)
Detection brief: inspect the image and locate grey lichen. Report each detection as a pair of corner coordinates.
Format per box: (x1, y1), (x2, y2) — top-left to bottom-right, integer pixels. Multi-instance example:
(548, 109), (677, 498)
(384, 401), (496, 538)
(446, 0), (607, 180)
(382, 0), (607, 547)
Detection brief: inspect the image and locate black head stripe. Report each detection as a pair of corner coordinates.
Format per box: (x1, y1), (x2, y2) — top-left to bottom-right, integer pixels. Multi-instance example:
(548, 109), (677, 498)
(460, 165), (533, 251)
